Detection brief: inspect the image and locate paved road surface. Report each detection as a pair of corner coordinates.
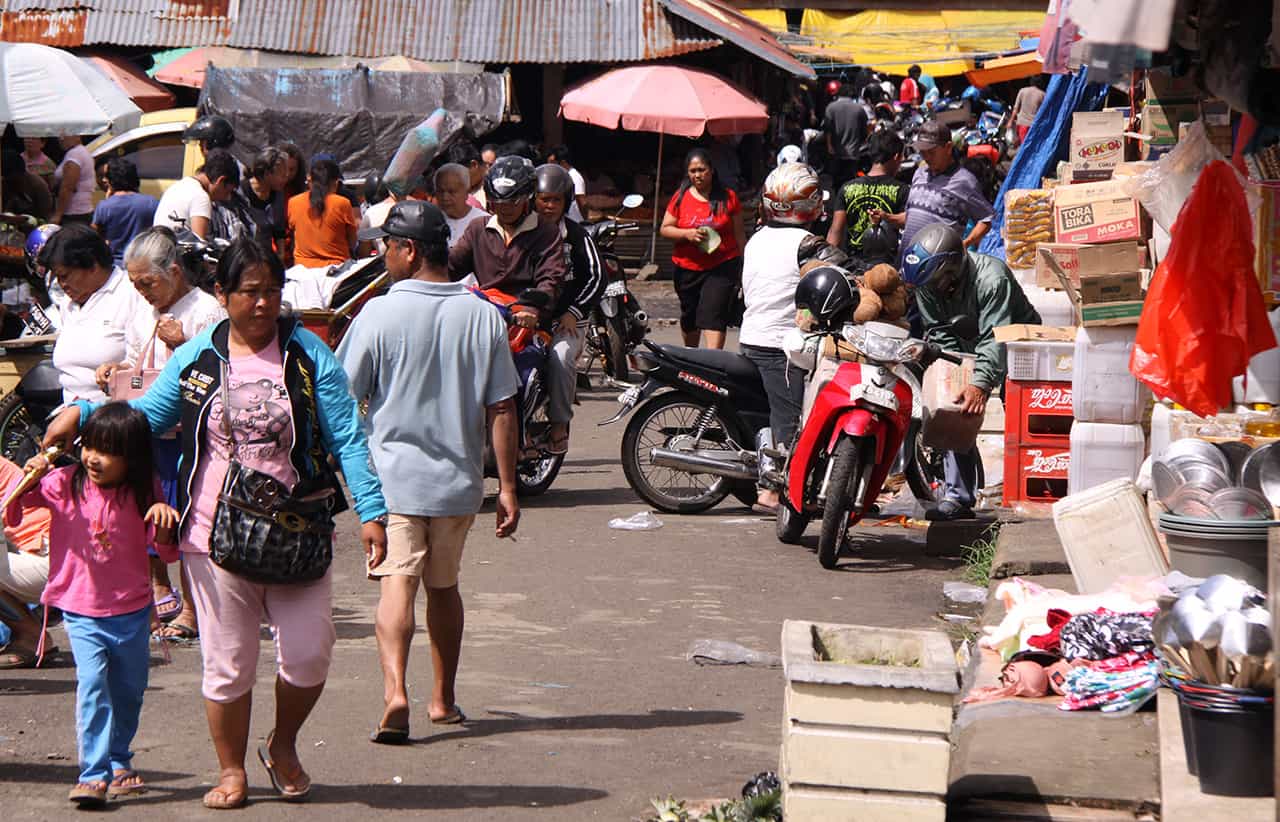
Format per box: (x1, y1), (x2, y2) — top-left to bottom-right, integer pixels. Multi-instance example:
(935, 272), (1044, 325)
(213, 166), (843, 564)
(0, 321), (966, 820)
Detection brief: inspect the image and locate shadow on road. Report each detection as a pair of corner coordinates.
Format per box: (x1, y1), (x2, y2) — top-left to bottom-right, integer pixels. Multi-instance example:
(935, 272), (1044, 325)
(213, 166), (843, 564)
(312, 782), (608, 810)
(418, 708), (742, 746)
(0, 675), (78, 695)
(792, 530), (965, 574)
(0, 762), (195, 786)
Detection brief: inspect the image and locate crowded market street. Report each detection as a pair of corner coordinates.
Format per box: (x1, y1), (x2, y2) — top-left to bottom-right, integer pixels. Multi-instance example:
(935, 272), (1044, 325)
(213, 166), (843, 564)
(0, 320), (963, 821)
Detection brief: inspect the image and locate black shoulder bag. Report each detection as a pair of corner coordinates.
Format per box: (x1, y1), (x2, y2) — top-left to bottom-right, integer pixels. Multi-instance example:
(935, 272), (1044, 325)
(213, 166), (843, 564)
(209, 361), (336, 584)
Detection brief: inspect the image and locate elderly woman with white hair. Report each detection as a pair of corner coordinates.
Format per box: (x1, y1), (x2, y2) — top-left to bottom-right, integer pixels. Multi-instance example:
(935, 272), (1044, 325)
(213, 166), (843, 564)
(95, 226), (225, 639)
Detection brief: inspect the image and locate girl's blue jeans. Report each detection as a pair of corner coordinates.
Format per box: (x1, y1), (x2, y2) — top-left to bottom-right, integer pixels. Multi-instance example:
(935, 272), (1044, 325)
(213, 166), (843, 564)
(62, 606), (151, 784)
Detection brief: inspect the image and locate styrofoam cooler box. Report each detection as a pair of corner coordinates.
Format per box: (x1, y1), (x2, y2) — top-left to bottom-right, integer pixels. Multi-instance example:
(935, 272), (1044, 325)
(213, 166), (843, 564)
(1007, 341), (1074, 383)
(1231, 307), (1280, 405)
(1022, 284), (1075, 328)
(1052, 478), (1169, 594)
(1067, 421), (1145, 495)
(1072, 326), (1149, 423)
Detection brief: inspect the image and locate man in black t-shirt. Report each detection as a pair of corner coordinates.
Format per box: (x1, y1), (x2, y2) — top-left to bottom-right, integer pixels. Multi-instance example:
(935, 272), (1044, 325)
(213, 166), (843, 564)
(826, 131), (909, 269)
(823, 83), (870, 186)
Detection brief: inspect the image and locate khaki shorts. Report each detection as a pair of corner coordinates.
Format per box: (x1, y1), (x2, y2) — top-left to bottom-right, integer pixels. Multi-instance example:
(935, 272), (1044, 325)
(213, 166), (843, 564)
(371, 513), (476, 588)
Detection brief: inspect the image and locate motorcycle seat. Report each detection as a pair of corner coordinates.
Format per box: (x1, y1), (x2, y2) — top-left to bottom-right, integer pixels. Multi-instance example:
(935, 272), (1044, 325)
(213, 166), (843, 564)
(653, 344), (761, 382)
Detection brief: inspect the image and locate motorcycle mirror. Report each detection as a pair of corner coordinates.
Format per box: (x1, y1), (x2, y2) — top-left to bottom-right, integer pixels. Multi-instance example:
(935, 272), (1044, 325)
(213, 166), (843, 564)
(621, 194), (644, 210)
(946, 314), (979, 340)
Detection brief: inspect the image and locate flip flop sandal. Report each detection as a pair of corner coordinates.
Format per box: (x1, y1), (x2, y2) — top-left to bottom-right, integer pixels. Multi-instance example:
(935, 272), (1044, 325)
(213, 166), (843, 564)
(153, 620), (198, 643)
(430, 705), (467, 725)
(369, 725), (410, 745)
(546, 436), (570, 455)
(0, 644), (59, 669)
(153, 592), (182, 622)
(68, 781), (108, 808)
(202, 784), (248, 810)
(751, 502), (779, 517)
(257, 737), (311, 802)
(108, 770), (146, 798)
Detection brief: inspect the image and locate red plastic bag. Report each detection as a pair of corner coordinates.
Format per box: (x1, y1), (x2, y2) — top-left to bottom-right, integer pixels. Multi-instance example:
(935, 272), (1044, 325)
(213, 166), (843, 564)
(1130, 161), (1276, 416)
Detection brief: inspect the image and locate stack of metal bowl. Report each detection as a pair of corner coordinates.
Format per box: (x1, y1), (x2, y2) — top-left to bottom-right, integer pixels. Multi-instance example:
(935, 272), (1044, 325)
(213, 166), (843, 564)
(1153, 439), (1278, 591)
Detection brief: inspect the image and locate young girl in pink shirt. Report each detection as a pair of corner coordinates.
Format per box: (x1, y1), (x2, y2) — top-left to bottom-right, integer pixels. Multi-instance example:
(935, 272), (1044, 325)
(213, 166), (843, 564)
(7, 403), (179, 808)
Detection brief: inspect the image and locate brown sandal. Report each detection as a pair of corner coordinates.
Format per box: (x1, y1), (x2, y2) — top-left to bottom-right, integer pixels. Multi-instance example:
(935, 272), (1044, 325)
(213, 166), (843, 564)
(108, 769), (146, 798)
(68, 781), (108, 808)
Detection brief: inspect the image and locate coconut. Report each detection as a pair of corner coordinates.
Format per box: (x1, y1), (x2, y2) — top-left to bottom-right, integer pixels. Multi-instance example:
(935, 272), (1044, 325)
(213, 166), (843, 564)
(880, 284), (908, 320)
(853, 288), (882, 324)
(864, 263), (902, 295)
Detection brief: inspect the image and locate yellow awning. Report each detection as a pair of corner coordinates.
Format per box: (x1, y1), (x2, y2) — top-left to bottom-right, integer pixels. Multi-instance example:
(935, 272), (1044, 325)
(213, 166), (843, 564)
(800, 9), (1044, 77)
(741, 9), (788, 32)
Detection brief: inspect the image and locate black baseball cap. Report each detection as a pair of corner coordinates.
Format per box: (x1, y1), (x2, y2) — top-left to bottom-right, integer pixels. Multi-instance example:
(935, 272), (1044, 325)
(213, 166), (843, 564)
(912, 120), (953, 151)
(357, 200), (450, 244)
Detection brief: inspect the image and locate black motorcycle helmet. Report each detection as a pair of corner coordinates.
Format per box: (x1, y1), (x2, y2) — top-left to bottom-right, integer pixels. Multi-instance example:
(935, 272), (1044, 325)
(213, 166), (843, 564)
(795, 265), (860, 327)
(483, 155), (536, 204)
(900, 222), (966, 294)
(183, 115), (235, 150)
(534, 163), (574, 201)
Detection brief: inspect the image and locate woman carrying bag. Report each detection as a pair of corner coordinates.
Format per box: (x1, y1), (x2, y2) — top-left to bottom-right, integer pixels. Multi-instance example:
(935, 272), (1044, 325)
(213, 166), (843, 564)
(45, 238), (388, 810)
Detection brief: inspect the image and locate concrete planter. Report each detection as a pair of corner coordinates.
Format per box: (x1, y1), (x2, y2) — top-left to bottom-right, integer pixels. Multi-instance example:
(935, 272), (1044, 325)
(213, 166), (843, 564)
(780, 620), (959, 821)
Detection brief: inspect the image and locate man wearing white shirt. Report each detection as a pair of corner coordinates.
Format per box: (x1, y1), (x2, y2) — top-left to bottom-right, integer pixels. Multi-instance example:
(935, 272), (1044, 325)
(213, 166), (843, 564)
(546, 145), (588, 223)
(153, 149), (240, 240)
(434, 164), (489, 248)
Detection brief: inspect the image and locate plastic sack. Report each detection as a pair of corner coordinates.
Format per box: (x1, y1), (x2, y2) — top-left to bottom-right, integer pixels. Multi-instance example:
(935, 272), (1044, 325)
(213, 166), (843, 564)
(1130, 161), (1277, 416)
(607, 511), (663, 531)
(382, 108), (450, 197)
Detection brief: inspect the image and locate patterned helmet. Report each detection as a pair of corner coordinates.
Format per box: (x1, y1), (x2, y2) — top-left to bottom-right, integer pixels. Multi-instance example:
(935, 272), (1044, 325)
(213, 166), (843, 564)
(24, 223), (59, 275)
(762, 163), (823, 226)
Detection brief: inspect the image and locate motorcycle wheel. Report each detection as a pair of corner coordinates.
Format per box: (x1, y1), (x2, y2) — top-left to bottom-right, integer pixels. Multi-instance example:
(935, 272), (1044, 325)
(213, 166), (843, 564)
(904, 419), (986, 505)
(776, 499), (809, 544)
(603, 313), (632, 385)
(818, 438), (861, 569)
(516, 402), (565, 497)
(621, 391), (738, 514)
(0, 392), (42, 465)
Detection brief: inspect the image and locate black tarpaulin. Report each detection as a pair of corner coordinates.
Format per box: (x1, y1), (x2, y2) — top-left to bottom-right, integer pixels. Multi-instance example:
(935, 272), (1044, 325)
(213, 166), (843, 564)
(197, 66), (506, 177)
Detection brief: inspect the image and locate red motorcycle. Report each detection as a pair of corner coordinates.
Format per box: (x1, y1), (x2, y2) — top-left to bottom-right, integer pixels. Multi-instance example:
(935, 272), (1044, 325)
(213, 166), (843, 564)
(776, 320), (965, 569)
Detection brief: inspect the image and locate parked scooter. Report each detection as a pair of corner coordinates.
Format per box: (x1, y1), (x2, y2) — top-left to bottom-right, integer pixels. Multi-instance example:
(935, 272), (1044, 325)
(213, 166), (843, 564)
(583, 194), (649, 385)
(776, 304), (973, 569)
(604, 340), (765, 513)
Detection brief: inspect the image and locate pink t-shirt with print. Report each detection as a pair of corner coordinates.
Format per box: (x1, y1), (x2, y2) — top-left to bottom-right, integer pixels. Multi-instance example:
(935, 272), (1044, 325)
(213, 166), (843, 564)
(183, 340), (298, 554)
(4, 467), (176, 618)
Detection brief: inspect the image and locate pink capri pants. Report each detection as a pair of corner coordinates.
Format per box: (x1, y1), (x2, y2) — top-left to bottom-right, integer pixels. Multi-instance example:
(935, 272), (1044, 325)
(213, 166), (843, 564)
(185, 552), (336, 702)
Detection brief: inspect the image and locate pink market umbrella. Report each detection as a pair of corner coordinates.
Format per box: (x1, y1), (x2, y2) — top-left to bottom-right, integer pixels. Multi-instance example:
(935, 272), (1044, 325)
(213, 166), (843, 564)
(559, 65), (769, 263)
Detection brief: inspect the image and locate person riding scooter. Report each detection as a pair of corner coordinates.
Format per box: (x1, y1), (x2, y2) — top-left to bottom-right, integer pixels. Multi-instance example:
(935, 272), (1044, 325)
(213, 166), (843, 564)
(532, 163), (604, 455)
(900, 223), (1041, 520)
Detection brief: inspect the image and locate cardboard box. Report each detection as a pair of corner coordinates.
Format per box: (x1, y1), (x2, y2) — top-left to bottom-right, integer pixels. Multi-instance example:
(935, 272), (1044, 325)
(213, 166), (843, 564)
(1053, 180), (1145, 244)
(1035, 241), (1144, 289)
(1041, 251), (1144, 327)
(1201, 98), (1233, 155)
(994, 324), (1076, 343)
(1079, 270), (1142, 303)
(1145, 66), (1199, 105)
(1141, 103), (1198, 144)
(1069, 111), (1125, 180)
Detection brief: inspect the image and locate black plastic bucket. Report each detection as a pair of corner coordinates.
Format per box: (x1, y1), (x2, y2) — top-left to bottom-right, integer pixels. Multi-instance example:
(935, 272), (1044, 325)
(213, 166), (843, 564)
(1177, 697), (1198, 776)
(1184, 698), (1275, 796)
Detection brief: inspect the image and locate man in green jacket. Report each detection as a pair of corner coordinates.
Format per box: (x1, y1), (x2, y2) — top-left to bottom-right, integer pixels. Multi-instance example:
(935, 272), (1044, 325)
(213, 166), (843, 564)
(901, 223), (1041, 520)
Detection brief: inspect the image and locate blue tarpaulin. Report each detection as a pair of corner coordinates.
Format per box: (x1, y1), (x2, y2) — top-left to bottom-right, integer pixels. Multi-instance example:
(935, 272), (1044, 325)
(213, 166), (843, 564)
(979, 67), (1110, 260)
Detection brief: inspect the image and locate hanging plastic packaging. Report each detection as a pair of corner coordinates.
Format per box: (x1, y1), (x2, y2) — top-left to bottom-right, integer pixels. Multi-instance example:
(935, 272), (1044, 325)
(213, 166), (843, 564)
(1130, 161), (1277, 416)
(382, 108), (452, 197)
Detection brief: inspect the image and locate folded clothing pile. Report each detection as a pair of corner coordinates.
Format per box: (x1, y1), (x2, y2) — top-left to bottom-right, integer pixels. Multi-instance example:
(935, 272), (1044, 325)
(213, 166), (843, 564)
(1058, 654), (1160, 712)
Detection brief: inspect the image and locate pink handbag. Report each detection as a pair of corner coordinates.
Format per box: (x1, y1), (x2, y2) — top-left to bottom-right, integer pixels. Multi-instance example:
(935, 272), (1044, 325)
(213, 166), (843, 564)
(107, 323), (163, 401)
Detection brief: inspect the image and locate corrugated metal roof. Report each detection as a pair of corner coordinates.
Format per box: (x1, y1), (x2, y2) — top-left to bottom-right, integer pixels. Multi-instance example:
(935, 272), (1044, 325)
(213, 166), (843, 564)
(0, 0), (742, 64)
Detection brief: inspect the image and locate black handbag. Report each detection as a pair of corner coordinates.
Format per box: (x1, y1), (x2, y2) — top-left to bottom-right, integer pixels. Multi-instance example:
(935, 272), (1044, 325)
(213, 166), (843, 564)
(208, 363), (335, 584)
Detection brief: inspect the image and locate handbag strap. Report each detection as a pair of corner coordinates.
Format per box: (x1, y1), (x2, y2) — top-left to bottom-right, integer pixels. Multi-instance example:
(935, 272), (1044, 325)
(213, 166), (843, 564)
(218, 360), (241, 463)
(138, 322), (161, 370)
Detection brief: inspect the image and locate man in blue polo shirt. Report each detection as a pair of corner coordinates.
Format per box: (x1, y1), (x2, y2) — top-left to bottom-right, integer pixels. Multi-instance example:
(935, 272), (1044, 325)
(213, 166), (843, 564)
(337, 200), (520, 744)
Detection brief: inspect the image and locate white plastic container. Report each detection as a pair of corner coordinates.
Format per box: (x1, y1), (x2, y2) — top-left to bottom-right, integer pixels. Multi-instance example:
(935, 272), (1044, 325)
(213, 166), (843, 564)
(1149, 400), (1174, 459)
(1231, 307), (1280, 405)
(1067, 421), (1145, 495)
(1007, 340), (1074, 383)
(1052, 478), (1168, 594)
(1022, 283), (1075, 328)
(1072, 325), (1148, 423)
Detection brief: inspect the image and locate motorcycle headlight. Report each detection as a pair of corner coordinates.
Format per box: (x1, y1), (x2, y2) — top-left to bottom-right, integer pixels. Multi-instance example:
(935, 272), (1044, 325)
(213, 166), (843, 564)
(843, 325), (905, 362)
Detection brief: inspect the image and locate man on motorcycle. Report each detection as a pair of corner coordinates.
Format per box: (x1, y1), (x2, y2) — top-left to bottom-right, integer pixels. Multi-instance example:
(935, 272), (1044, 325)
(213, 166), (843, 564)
(900, 223), (1041, 520)
(532, 164), (604, 454)
(448, 156), (566, 332)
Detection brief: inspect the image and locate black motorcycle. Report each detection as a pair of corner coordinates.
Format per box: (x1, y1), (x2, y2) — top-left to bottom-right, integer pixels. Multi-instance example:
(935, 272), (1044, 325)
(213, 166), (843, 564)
(602, 340), (766, 513)
(582, 194), (649, 385)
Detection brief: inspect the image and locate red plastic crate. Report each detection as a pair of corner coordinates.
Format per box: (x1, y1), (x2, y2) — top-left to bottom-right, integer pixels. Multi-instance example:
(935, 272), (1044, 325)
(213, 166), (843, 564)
(1003, 442), (1071, 503)
(1004, 379), (1075, 445)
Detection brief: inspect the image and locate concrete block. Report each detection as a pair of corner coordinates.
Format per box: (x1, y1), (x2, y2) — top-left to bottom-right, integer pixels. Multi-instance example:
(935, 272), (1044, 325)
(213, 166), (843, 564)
(786, 679), (953, 734)
(783, 786), (945, 822)
(783, 724), (950, 794)
(990, 520), (1070, 578)
(781, 621), (960, 695)
(923, 519), (999, 558)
